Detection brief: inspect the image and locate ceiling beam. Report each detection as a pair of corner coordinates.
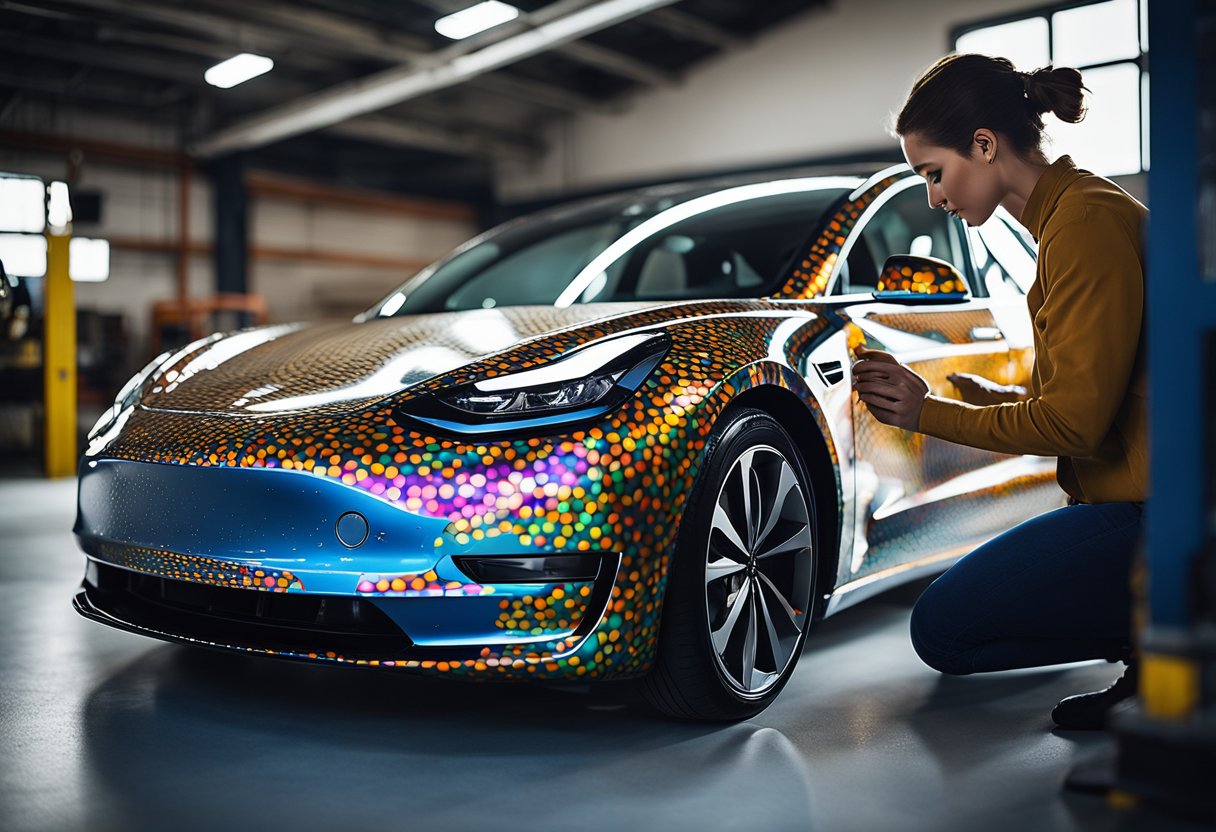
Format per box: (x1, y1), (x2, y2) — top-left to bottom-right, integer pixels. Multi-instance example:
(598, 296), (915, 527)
(469, 72), (620, 115)
(0, 69), (187, 108)
(329, 115), (544, 162)
(199, 0), (434, 59)
(190, 0), (682, 159)
(557, 40), (678, 87)
(0, 31), (538, 162)
(0, 29), (207, 86)
(34, 0), (612, 116)
(415, 0), (676, 87)
(36, 0), (298, 57)
(645, 8), (744, 49)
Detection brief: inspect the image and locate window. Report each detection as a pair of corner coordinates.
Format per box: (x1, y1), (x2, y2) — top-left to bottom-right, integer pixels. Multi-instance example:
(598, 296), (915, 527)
(602, 189), (841, 302)
(378, 184), (847, 314)
(953, 0), (1148, 176)
(967, 210), (1039, 298)
(832, 182), (971, 295)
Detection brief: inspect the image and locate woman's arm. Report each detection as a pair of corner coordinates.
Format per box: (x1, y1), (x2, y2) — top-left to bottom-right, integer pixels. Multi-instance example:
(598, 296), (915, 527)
(947, 372), (1028, 405)
(855, 205), (1143, 457)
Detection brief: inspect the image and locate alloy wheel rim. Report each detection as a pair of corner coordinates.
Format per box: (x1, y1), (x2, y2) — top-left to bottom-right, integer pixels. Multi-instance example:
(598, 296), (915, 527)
(705, 444), (813, 696)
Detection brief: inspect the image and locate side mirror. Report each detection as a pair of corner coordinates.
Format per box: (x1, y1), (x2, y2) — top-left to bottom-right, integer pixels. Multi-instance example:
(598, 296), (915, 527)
(872, 254), (971, 304)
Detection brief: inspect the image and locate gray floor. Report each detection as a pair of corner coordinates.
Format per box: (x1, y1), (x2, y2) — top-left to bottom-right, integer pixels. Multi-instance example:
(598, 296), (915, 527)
(0, 476), (1206, 832)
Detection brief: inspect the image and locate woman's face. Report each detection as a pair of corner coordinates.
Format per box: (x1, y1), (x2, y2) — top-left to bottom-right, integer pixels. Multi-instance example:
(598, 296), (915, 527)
(900, 131), (1004, 227)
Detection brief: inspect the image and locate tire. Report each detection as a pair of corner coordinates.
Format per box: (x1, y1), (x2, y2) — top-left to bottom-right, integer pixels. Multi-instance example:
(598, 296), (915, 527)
(644, 408), (818, 720)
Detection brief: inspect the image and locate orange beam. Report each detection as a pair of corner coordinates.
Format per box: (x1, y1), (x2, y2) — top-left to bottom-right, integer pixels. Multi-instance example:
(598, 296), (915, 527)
(250, 245), (431, 271)
(0, 129), (187, 168)
(245, 170), (476, 223)
(107, 236), (430, 271)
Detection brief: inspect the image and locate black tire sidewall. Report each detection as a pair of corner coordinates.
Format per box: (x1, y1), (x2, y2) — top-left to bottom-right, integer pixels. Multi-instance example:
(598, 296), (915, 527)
(650, 407), (818, 719)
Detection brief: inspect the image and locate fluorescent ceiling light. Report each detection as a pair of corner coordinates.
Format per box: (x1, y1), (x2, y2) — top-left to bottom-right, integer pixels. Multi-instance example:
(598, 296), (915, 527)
(205, 53), (274, 89)
(435, 1), (520, 40)
(0, 178), (45, 233)
(0, 233), (47, 278)
(70, 237), (110, 282)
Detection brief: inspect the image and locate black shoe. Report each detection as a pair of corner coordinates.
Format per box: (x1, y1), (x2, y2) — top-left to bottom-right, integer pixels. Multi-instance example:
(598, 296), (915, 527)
(1051, 664), (1138, 730)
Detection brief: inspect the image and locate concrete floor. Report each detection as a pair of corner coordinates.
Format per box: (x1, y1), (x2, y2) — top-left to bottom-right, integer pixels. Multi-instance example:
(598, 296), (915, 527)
(0, 476), (1206, 832)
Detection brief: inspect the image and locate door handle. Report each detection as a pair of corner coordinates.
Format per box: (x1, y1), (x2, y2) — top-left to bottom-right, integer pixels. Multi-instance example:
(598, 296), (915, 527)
(814, 360), (845, 386)
(969, 326), (1005, 342)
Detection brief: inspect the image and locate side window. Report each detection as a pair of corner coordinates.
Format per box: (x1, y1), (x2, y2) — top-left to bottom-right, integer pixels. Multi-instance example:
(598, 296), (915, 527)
(968, 214), (1038, 298)
(584, 188), (845, 302)
(834, 183), (971, 295)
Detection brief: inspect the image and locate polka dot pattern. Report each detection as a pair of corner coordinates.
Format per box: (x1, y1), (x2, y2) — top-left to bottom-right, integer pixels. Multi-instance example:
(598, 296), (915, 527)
(876, 258), (965, 295)
(99, 543), (304, 592)
(357, 571), (494, 597)
(495, 583), (591, 637)
(781, 172), (905, 300)
(95, 301), (836, 679)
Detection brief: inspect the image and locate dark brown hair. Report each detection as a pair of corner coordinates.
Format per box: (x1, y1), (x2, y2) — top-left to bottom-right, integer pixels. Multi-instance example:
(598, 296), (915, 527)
(895, 53), (1088, 159)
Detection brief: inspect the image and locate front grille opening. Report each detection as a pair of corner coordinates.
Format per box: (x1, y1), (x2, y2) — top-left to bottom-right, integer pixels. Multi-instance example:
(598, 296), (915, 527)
(453, 553), (604, 583)
(88, 561), (413, 659)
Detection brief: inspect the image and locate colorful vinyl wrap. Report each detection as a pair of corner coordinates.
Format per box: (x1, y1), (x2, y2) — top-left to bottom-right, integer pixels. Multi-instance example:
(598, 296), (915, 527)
(75, 166), (1064, 680)
(80, 300), (839, 680)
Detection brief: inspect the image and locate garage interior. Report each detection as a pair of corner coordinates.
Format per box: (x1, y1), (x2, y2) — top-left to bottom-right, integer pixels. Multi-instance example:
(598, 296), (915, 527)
(1, 1), (1213, 830)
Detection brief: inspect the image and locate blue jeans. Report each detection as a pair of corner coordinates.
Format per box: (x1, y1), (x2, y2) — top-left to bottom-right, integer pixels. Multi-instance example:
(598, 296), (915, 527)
(909, 501), (1143, 675)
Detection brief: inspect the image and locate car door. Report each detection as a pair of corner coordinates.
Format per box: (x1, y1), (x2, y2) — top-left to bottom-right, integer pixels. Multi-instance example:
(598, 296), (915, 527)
(831, 177), (1054, 585)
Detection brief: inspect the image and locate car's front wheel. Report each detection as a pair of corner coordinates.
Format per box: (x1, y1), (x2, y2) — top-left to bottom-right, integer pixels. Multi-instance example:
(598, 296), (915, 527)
(645, 408), (817, 720)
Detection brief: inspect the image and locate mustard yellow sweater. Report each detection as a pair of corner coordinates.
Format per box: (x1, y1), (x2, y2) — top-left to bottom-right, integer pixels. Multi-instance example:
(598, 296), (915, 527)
(917, 156), (1149, 503)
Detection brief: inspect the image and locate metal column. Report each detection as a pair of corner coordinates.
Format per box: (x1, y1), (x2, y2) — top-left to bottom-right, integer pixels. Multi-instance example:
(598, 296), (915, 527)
(212, 153), (247, 295)
(42, 228), (76, 477)
(1110, 0), (1216, 820)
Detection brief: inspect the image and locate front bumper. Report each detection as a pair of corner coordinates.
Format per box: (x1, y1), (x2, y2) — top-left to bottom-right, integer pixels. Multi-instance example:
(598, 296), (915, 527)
(75, 458), (621, 675)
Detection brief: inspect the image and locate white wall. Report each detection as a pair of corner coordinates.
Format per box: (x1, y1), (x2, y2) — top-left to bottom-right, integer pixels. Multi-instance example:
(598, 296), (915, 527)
(494, 0), (1147, 204)
(251, 198), (473, 323)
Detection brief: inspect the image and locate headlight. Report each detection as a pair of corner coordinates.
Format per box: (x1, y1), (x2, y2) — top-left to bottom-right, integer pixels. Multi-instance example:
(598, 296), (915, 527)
(86, 350), (171, 442)
(398, 332), (670, 436)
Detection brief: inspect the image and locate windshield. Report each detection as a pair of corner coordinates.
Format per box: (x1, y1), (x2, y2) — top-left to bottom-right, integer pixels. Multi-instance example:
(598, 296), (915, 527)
(366, 179), (853, 317)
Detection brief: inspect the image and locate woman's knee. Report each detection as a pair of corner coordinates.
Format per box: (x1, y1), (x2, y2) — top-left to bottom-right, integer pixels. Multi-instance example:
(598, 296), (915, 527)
(909, 586), (975, 676)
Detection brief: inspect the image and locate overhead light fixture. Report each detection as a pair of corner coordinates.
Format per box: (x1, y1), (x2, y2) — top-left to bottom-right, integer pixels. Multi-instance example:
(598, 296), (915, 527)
(205, 53), (274, 89)
(434, 1), (520, 40)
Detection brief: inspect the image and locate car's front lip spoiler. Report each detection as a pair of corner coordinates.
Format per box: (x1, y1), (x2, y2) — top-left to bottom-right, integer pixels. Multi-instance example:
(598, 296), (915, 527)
(72, 567), (421, 666)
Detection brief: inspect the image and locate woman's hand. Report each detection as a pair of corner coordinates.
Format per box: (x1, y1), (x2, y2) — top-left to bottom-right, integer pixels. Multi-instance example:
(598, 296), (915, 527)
(946, 372), (1027, 406)
(852, 346), (930, 431)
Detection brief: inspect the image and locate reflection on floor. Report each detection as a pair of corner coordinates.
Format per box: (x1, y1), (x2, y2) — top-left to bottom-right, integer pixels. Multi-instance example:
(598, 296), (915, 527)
(0, 477), (1203, 832)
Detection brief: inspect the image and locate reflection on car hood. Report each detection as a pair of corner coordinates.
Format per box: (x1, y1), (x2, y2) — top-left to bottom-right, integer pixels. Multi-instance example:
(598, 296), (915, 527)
(139, 303), (670, 415)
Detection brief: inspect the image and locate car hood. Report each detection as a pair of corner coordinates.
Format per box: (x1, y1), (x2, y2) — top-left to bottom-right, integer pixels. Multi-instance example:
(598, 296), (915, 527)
(139, 303), (672, 415)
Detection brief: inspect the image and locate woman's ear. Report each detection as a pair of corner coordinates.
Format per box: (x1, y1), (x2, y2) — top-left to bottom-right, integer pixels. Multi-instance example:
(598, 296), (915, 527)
(974, 129), (998, 164)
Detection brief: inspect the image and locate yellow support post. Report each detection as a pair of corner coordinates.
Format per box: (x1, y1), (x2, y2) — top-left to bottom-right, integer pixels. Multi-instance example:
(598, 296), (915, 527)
(1140, 652), (1201, 720)
(43, 229), (76, 477)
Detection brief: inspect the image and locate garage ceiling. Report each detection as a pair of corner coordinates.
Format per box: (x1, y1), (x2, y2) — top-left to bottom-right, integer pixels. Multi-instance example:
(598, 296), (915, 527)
(0, 0), (830, 201)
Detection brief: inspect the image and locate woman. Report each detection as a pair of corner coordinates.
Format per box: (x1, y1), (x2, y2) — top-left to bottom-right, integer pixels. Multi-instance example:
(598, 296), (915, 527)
(853, 53), (1148, 730)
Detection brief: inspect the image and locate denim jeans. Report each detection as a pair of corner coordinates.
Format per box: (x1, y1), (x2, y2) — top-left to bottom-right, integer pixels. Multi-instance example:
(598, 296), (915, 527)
(909, 500), (1143, 675)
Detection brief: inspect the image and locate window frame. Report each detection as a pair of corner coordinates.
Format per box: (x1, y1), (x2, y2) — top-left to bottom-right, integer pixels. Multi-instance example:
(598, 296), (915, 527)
(824, 176), (980, 299)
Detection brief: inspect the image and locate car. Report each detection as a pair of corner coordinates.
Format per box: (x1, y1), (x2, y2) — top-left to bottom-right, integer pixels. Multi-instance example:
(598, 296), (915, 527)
(73, 162), (1062, 720)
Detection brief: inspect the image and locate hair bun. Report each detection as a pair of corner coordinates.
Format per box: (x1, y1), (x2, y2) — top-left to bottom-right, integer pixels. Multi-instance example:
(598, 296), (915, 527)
(1023, 66), (1088, 123)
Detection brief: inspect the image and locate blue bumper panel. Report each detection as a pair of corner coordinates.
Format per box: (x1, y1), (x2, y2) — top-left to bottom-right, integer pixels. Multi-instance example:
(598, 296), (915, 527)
(76, 458), (452, 595)
(75, 459), (621, 650)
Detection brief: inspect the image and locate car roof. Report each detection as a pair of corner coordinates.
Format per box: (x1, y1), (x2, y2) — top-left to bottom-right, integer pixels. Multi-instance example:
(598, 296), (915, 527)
(517, 161), (907, 228)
